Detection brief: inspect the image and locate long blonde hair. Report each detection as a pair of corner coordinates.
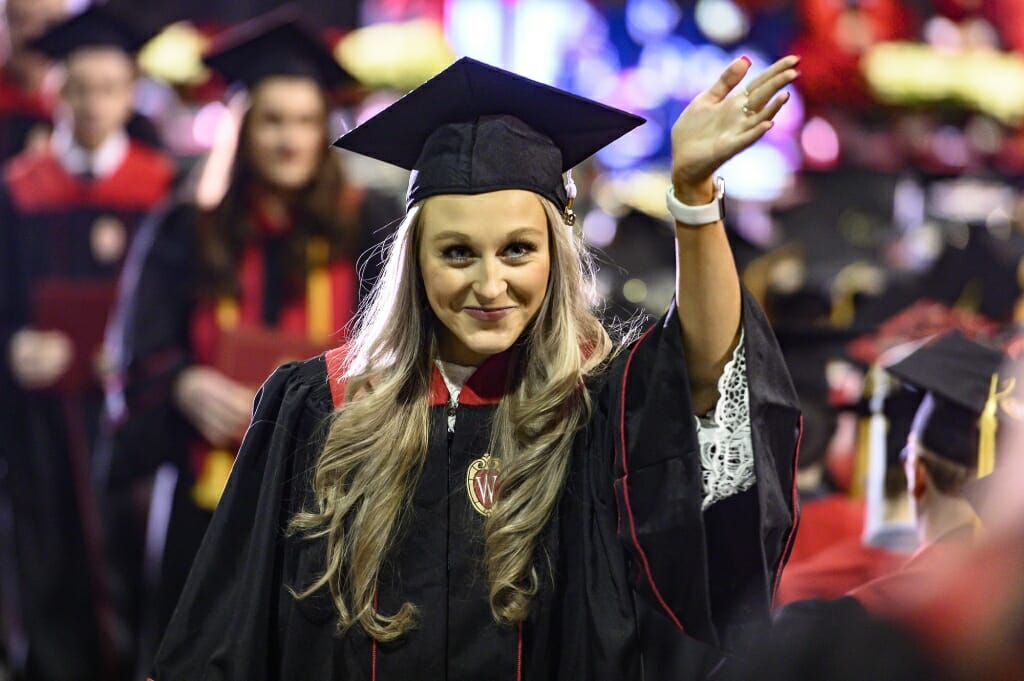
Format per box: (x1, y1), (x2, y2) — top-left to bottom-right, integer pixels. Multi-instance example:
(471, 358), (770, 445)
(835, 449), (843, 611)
(290, 196), (615, 642)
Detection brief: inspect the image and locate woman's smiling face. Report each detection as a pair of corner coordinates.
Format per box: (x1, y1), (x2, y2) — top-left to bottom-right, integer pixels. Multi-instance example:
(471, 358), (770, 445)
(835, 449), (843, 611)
(418, 189), (551, 366)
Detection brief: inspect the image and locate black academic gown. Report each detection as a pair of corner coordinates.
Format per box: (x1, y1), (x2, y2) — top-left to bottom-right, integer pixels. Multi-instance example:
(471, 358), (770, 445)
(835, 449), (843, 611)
(0, 71), (52, 164)
(100, 192), (399, 677)
(0, 143), (174, 681)
(151, 290), (800, 681)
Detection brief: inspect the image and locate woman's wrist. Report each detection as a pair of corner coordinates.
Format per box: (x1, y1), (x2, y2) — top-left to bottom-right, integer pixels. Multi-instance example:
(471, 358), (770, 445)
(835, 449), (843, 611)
(671, 175), (715, 205)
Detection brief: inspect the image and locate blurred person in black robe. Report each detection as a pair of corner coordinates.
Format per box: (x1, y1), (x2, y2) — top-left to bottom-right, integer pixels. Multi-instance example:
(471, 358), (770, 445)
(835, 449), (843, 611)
(0, 6), (174, 681)
(0, 0), (67, 163)
(99, 8), (400, 679)
(723, 366), (1024, 681)
(149, 53), (803, 680)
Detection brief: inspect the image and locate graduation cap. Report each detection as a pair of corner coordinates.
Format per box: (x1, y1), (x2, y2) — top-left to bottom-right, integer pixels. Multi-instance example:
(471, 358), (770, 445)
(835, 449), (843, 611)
(203, 4), (356, 90)
(777, 327), (843, 469)
(886, 331), (1015, 476)
(332, 57), (645, 217)
(29, 5), (154, 60)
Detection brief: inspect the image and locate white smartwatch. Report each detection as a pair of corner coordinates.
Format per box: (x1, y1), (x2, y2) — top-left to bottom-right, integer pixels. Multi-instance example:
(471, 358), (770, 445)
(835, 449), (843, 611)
(665, 176), (725, 227)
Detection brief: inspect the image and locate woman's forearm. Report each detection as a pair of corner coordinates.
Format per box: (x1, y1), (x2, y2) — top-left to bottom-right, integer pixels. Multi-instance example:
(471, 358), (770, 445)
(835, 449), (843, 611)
(673, 177), (741, 415)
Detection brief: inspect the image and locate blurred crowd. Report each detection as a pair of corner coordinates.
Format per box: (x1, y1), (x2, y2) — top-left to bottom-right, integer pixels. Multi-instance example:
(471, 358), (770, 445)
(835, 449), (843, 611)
(1, 1), (1023, 681)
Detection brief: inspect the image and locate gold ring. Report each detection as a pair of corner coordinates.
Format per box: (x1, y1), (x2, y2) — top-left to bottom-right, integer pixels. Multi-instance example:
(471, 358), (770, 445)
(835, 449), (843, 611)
(742, 104), (753, 116)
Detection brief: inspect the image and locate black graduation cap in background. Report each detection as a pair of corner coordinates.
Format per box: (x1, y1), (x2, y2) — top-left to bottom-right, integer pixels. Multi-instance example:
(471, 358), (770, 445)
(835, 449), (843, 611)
(774, 324), (859, 469)
(29, 5), (154, 59)
(332, 57), (645, 211)
(203, 4), (356, 90)
(886, 331), (1010, 469)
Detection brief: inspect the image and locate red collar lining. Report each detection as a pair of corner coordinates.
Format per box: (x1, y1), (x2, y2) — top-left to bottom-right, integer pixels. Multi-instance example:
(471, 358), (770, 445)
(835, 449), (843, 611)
(326, 345), (512, 410)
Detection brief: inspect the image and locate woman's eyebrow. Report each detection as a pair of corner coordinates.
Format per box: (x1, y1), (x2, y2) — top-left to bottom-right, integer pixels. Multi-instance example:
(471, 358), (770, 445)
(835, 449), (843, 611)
(430, 230), (470, 242)
(430, 227), (543, 242)
(505, 227), (545, 239)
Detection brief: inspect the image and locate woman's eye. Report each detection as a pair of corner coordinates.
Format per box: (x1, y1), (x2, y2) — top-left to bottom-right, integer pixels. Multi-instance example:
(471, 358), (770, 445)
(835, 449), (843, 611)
(504, 241), (536, 259)
(441, 245), (473, 262)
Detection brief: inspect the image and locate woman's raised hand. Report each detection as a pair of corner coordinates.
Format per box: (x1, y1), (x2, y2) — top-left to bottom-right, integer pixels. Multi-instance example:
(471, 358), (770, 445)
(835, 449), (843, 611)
(670, 55), (799, 201)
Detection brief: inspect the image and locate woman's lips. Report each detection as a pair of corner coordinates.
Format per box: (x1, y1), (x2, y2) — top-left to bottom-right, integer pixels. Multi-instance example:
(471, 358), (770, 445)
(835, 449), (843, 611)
(463, 306), (514, 321)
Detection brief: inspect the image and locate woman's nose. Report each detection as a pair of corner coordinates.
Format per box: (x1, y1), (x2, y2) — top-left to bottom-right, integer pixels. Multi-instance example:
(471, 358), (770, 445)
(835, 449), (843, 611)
(471, 258), (507, 300)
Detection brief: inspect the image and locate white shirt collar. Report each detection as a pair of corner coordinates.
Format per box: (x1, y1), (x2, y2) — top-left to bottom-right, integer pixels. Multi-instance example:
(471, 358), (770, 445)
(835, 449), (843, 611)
(435, 359), (477, 405)
(51, 122), (129, 180)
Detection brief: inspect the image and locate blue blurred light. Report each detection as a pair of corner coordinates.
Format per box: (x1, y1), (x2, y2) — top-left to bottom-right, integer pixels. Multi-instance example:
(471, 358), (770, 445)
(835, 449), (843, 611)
(598, 118), (665, 169)
(583, 209), (619, 247)
(694, 0), (750, 46)
(621, 66), (670, 110)
(573, 49), (623, 102)
(446, 0), (504, 66)
(638, 38), (698, 99)
(718, 141), (793, 201)
(513, 0), (593, 83)
(626, 0), (683, 45)
(673, 43), (732, 102)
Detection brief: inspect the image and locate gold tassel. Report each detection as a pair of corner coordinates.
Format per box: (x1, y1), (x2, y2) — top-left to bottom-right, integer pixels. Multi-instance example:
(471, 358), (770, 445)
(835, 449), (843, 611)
(976, 374), (1016, 478)
(194, 300), (241, 510)
(216, 296), (239, 329)
(851, 415), (870, 499)
(306, 237), (332, 344)
(192, 448), (235, 511)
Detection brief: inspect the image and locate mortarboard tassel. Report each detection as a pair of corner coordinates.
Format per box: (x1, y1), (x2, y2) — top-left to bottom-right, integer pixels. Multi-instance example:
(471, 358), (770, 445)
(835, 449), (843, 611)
(306, 237), (332, 344)
(977, 374), (1015, 478)
(563, 169), (577, 227)
(852, 364), (888, 500)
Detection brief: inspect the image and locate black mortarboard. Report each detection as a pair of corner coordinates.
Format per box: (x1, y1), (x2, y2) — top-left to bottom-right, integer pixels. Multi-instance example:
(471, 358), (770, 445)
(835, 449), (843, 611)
(886, 331), (1010, 469)
(29, 5), (154, 59)
(332, 57), (645, 212)
(203, 5), (355, 90)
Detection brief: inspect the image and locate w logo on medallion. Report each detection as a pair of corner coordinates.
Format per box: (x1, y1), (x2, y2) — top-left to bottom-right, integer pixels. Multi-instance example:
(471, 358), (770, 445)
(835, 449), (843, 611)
(466, 453), (500, 516)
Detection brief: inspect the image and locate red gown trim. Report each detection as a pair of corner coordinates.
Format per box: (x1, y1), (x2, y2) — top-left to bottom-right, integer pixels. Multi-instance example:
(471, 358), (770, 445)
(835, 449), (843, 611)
(773, 414), (804, 602)
(4, 141), (174, 212)
(0, 72), (53, 117)
(325, 345), (513, 410)
(617, 324), (686, 633)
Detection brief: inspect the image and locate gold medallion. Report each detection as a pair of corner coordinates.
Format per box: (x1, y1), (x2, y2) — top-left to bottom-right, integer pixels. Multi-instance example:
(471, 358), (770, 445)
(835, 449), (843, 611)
(91, 215), (127, 264)
(466, 453), (500, 516)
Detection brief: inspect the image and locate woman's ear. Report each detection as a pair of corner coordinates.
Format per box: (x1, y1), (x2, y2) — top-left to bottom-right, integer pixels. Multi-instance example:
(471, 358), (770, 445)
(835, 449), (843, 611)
(911, 458), (929, 500)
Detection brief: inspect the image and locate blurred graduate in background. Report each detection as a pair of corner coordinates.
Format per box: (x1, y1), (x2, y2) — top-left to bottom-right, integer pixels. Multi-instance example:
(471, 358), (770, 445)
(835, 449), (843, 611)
(0, 0), (66, 162)
(100, 6), (400, 678)
(0, 5), (175, 680)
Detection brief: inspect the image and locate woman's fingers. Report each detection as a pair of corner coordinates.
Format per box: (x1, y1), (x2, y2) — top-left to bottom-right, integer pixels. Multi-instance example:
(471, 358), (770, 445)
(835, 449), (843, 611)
(746, 67), (798, 113)
(707, 56), (753, 102)
(743, 55), (799, 100)
(730, 120), (775, 155)
(747, 92), (789, 127)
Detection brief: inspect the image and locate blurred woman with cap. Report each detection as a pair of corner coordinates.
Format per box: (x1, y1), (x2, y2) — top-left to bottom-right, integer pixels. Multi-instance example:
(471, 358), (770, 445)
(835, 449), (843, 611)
(100, 6), (398, 676)
(151, 51), (801, 680)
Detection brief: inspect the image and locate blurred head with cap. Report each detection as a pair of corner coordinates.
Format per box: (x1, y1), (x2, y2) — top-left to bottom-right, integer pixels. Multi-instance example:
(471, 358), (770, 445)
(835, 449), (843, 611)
(203, 3), (358, 193)
(333, 56), (643, 366)
(886, 331), (1018, 541)
(3, 0), (67, 87)
(30, 4), (151, 151)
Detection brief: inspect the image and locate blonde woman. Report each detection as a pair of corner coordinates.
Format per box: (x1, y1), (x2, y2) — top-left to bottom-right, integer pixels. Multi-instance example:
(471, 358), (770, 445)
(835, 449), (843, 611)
(153, 55), (802, 680)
